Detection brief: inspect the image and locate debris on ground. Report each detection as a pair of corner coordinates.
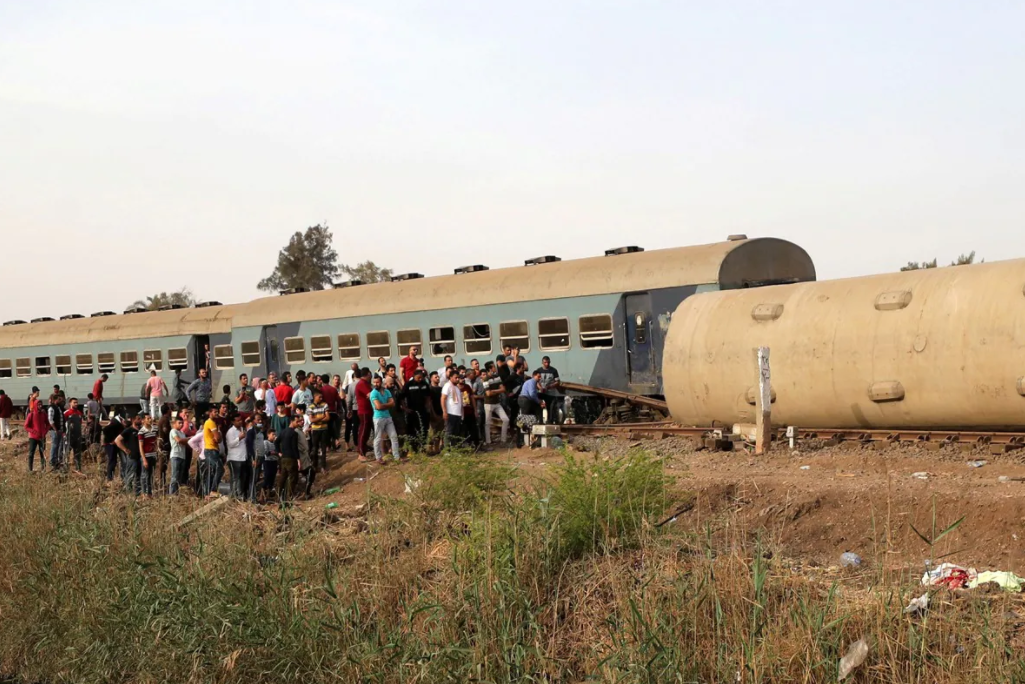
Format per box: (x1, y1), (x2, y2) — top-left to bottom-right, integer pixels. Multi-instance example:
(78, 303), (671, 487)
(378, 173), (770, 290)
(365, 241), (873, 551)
(922, 562), (974, 589)
(911, 472), (930, 480)
(177, 495), (231, 527)
(967, 571), (1025, 592)
(838, 638), (869, 681)
(903, 593), (930, 616)
(840, 552), (862, 568)
(968, 460), (988, 468)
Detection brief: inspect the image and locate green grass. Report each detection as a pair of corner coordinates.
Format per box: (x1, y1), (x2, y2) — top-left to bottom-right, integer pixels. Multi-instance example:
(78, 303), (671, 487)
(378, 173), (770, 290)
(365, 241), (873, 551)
(0, 449), (1022, 683)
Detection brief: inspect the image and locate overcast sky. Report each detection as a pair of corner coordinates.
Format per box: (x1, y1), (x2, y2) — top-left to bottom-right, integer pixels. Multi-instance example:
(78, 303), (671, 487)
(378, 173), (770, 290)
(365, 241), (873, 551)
(2, 1), (1023, 321)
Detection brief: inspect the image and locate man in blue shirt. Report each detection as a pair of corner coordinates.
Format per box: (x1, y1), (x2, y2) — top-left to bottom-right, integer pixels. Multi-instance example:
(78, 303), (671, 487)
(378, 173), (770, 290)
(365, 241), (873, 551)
(370, 375), (401, 463)
(518, 370), (543, 424)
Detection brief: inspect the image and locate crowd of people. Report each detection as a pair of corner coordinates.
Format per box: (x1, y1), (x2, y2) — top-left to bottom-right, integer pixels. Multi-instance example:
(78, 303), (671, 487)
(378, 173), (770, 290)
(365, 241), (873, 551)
(7, 345), (566, 503)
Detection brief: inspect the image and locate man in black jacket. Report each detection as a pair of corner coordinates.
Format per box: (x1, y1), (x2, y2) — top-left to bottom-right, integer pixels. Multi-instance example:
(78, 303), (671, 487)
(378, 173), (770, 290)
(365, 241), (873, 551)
(275, 414), (302, 503)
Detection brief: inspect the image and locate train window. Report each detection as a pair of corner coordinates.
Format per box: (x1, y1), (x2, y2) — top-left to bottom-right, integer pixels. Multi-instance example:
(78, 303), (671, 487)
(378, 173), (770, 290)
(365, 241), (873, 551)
(75, 354), (94, 375)
(120, 351), (139, 373)
(428, 327), (455, 357)
(97, 353), (116, 374)
(284, 337), (306, 364)
(538, 318), (570, 351)
(463, 324), (491, 355)
(34, 356), (51, 377)
(338, 333), (361, 360)
(366, 331), (391, 358)
(0, 359), (10, 378)
(214, 345), (235, 369)
(579, 314), (614, 349)
(499, 321), (530, 352)
(55, 355), (71, 376)
(397, 329), (422, 357)
(15, 359), (30, 378)
(168, 348), (188, 371)
(240, 342), (261, 367)
(310, 336), (333, 363)
(143, 350), (163, 371)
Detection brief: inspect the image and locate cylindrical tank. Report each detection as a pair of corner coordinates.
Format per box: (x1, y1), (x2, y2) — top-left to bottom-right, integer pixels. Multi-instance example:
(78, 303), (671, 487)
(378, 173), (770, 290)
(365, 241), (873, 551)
(663, 259), (1025, 429)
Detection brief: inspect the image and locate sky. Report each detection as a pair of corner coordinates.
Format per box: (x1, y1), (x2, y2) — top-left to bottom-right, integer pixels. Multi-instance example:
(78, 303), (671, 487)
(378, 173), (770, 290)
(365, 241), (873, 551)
(2, 1), (1024, 321)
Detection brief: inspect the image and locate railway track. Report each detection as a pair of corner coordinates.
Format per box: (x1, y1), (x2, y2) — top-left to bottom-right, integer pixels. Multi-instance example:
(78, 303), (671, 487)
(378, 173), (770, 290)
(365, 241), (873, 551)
(556, 423), (1025, 453)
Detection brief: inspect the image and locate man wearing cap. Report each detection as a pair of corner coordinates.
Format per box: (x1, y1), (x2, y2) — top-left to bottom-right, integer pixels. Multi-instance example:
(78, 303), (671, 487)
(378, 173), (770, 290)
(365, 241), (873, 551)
(146, 367), (168, 418)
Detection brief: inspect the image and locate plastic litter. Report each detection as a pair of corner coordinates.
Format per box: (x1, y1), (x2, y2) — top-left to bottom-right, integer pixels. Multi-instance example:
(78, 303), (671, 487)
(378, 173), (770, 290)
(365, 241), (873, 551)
(967, 571), (1025, 592)
(922, 562), (975, 589)
(800, 465), (811, 470)
(903, 593), (930, 615)
(968, 460), (987, 468)
(840, 552), (862, 568)
(324, 502), (339, 510)
(324, 487), (341, 495)
(838, 638), (869, 681)
(353, 477), (365, 483)
(911, 472), (929, 480)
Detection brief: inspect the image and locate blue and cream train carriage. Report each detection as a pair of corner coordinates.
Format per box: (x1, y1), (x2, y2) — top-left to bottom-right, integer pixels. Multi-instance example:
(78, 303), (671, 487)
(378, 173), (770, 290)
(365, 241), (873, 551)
(0, 237), (815, 410)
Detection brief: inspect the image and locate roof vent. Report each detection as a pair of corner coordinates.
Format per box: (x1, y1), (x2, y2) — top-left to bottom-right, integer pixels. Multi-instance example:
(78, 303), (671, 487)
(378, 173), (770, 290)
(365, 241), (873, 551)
(333, 280), (363, 288)
(604, 246), (644, 256)
(30, 317), (55, 323)
(195, 301), (222, 308)
(524, 255), (562, 266)
(454, 264), (489, 275)
(91, 311), (116, 318)
(279, 287), (309, 296)
(158, 303), (186, 311)
(391, 273), (424, 282)
(59, 314), (84, 321)
(2, 320), (26, 326)
(123, 307), (147, 315)
(727, 234), (748, 241)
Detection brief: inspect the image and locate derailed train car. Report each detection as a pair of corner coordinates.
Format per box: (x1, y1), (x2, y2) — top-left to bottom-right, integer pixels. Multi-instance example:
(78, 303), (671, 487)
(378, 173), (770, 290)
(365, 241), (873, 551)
(664, 257), (1025, 429)
(0, 237), (814, 411)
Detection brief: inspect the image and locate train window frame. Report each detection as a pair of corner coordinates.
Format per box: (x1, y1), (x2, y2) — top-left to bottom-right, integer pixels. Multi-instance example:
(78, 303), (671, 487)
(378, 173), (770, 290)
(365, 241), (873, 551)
(366, 330), (391, 359)
(538, 317), (571, 351)
(16, 358), (32, 378)
(463, 323), (492, 356)
(428, 326), (455, 357)
(168, 348), (188, 371)
(338, 333), (361, 360)
(97, 352), (116, 374)
(310, 335), (333, 363)
(499, 320), (530, 352)
(240, 341), (261, 367)
(75, 353), (94, 375)
(283, 337), (306, 365)
(120, 350), (139, 373)
(34, 356), (51, 377)
(55, 355), (71, 376)
(143, 350), (163, 371)
(213, 345), (235, 369)
(397, 329), (422, 357)
(578, 314), (615, 349)
(0, 359), (11, 378)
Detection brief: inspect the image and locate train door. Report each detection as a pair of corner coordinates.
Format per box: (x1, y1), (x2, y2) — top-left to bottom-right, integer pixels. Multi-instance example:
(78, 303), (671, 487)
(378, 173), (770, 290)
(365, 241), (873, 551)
(195, 335), (210, 374)
(264, 326), (280, 378)
(625, 293), (657, 389)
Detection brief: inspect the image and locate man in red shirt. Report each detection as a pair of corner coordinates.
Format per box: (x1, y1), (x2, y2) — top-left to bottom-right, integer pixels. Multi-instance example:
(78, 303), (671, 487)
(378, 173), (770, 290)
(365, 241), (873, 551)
(318, 373), (341, 451)
(399, 346), (420, 384)
(0, 390), (12, 440)
(92, 374), (108, 419)
(354, 369), (374, 461)
(273, 371), (294, 407)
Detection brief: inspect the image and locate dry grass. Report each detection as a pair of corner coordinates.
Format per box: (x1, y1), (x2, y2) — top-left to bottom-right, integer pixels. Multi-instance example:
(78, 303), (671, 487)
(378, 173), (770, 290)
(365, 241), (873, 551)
(0, 447), (1022, 683)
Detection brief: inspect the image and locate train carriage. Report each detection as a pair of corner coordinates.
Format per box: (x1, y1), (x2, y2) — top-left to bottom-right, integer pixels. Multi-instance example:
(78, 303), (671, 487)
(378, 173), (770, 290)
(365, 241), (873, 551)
(0, 237), (814, 412)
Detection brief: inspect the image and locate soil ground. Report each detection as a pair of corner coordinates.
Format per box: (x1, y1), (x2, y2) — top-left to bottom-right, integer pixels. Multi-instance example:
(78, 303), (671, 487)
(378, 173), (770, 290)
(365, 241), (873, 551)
(2, 428), (1023, 576)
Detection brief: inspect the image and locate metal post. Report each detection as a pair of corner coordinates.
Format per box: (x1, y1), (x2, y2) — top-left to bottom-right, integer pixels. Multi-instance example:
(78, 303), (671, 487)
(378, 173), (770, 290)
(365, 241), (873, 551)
(755, 347), (771, 455)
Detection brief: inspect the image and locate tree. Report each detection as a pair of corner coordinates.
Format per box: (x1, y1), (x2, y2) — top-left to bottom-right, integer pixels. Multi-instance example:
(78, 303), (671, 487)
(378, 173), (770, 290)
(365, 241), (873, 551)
(900, 258), (938, 272)
(951, 251), (977, 266)
(258, 224), (341, 292)
(339, 260), (394, 284)
(128, 287), (196, 311)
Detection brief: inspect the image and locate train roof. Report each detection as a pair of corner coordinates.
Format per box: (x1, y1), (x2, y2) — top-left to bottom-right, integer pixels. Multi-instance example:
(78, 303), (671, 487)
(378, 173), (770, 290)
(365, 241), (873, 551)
(232, 237), (814, 327)
(0, 237), (814, 347)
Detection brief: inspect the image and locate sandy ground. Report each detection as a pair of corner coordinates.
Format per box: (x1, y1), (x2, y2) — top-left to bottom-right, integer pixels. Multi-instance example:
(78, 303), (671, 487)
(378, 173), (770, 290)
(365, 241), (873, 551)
(2, 428), (1022, 576)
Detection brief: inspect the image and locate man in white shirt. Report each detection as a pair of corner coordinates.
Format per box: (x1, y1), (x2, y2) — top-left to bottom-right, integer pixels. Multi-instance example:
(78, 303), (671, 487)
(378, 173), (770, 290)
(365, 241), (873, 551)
(436, 355), (454, 386)
(441, 370), (464, 449)
(225, 414), (249, 500)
